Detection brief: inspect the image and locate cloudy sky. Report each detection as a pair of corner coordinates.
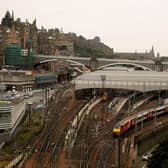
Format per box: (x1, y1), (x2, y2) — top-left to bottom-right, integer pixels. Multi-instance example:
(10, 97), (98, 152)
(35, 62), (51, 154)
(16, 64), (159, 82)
(1, 0), (168, 55)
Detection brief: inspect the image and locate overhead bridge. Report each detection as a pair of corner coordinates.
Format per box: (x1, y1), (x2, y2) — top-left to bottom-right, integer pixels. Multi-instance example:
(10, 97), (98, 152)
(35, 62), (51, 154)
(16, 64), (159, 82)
(73, 70), (168, 92)
(34, 55), (157, 70)
(97, 62), (153, 71)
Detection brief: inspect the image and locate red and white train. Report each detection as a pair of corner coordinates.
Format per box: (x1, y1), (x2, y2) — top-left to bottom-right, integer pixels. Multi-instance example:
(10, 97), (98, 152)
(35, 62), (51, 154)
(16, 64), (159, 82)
(113, 104), (168, 136)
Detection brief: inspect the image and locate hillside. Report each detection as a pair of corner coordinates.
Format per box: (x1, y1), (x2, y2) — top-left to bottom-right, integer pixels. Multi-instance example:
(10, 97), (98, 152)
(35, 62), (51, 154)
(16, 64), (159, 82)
(67, 33), (114, 58)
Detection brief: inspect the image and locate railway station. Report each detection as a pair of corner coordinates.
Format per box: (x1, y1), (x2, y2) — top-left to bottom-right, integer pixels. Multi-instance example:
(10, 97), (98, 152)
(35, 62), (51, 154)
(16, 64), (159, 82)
(1, 66), (168, 168)
(0, 10), (168, 168)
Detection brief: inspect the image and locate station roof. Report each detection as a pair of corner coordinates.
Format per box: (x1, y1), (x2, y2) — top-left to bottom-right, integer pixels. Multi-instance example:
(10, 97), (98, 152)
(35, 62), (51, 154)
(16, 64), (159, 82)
(76, 70), (168, 81)
(74, 70), (168, 92)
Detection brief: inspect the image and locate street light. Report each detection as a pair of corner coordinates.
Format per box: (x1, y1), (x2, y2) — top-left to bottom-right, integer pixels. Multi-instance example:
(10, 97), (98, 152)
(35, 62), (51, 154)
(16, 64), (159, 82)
(101, 75), (106, 92)
(101, 75), (106, 126)
(114, 136), (120, 168)
(27, 101), (32, 127)
(0, 84), (6, 99)
(45, 87), (50, 107)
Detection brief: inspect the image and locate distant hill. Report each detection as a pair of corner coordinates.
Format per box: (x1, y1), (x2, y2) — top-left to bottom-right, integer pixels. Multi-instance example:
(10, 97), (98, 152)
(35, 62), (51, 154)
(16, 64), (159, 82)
(67, 33), (114, 58)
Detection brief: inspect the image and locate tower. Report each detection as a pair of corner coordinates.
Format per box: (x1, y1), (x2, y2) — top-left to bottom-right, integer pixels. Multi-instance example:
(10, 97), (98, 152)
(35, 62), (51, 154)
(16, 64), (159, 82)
(1, 11), (14, 28)
(12, 10), (14, 20)
(150, 46), (155, 57)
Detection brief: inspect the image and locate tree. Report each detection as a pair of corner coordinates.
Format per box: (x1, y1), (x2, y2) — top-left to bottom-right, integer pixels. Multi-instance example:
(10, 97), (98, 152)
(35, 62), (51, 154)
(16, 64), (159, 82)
(148, 140), (168, 168)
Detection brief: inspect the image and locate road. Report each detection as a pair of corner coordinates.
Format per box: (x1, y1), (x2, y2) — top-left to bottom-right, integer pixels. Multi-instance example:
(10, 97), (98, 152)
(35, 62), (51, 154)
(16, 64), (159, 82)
(11, 89), (56, 134)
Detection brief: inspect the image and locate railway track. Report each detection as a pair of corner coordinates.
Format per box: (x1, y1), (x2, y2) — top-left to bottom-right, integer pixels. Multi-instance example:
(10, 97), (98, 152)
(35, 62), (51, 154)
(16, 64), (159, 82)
(72, 94), (133, 168)
(80, 129), (113, 168)
(73, 99), (114, 168)
(32, 89), (71, 167)
(63, 91), (168, 168)
(26, 91), (154, 168)
(24, 88), (87, 168)
(95, 143), (113, 168)
(43, 111), (75, 168)
(33, 110), (74, 168)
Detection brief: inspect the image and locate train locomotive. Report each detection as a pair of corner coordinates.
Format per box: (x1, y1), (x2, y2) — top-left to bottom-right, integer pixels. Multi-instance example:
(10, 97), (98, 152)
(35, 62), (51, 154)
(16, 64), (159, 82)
(113, 104), (168, 136)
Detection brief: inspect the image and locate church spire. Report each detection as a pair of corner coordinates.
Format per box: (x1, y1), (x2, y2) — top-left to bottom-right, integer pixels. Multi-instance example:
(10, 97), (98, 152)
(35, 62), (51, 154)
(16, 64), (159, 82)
(1, 10), (14, 27)
(151, 45), (155, 57)
(12, 10), (14, 20)
(60, 27), (64, 34)
(5, 10), (11, 19)
(32, 18), (37, 28)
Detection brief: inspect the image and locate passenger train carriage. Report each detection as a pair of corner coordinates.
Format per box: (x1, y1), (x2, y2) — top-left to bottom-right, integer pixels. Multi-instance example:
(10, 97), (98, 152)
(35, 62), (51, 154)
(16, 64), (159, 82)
(113, 104), (168, 136)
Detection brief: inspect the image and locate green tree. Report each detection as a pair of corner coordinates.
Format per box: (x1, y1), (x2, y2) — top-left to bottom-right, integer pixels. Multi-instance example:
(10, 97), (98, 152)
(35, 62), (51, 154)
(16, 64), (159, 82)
(148, 140), (168, 168)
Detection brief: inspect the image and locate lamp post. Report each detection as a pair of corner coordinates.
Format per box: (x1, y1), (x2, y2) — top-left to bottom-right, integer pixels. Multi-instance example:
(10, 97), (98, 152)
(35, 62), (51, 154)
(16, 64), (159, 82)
(101, 75), (106, 93)
(101, 75), (106, 126)
(154, 91), (160, 127)
(45, 87), (50, 107)
(114, 136), (120, 168)
(0, 84), (6, 99)
(28, 101), (32, 127)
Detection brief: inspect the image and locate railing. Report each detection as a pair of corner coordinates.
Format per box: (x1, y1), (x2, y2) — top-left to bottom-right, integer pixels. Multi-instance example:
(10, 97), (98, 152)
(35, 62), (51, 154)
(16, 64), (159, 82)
(4, 153), (24, 168)
(64, 98), (102, 149)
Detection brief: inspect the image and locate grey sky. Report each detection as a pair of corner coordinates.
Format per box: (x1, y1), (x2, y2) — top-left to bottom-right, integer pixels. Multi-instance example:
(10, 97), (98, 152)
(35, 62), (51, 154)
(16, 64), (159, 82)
(1, 0), (168, 55)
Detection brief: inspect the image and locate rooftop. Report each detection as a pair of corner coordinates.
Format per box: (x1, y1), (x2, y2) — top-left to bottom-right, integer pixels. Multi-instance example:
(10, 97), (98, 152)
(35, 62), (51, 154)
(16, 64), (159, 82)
(74, 70), (168, 92)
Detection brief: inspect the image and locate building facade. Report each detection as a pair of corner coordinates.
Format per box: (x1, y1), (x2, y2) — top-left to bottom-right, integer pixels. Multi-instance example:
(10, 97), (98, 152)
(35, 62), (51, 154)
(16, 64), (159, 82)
(112, 47), (155, 60)
(0, 101), (12, 132)
(37, 28), (73, 56)
(0, 11), (156, 69)
(0, 11), (74, 68)
(0, 11), (37, 68)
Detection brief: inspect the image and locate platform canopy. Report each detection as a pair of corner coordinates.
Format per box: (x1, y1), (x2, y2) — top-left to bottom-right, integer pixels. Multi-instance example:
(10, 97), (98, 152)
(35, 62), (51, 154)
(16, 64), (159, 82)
(73, 70), (168, 92)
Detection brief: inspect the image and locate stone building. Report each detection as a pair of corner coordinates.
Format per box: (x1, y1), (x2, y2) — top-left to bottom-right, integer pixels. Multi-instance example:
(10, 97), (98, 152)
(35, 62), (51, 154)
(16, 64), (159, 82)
(0, 11), (155, 69)
(113, 47), (155, 60)
(37, 28), (73, 56)
(0, 11), (74, 68)
(0, 11), (38, 67)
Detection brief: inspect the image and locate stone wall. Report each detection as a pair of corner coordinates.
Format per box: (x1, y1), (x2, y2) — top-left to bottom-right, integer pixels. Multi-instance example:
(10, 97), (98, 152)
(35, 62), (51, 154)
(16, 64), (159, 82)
(135, 122), (168, 156)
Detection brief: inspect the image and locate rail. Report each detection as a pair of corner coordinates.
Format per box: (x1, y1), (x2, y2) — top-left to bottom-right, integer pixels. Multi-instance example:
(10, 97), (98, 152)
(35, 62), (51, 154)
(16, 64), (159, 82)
(64, 98), (102, 149)
(4, 153), (24, 168)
